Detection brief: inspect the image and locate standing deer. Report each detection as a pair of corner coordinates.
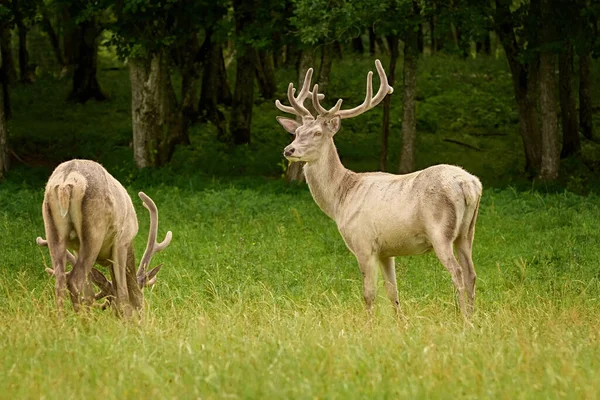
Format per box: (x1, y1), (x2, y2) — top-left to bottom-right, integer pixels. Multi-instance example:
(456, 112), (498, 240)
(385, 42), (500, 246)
(37, 159), (172, 316)
(275, 60), (482, 317)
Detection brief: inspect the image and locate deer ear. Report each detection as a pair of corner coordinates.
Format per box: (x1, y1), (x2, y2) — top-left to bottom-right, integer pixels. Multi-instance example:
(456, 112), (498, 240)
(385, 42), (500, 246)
(276, 117), (301, 135)
(328, 116), (341, 135)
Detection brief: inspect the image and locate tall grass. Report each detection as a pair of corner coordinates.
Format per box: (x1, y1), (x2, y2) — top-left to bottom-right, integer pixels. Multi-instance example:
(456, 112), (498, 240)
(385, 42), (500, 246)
(2, 52), (600, 398)
(1, 181), (599, 399)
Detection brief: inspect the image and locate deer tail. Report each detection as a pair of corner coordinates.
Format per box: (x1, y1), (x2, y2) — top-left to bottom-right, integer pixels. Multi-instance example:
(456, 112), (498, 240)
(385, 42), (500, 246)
(57, 184), (73, 217)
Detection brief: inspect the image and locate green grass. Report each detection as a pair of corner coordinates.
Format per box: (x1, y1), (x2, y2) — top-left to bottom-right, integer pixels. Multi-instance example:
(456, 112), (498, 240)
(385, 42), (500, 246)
(2, 52), (600, 398)
(1, 182), (599, 399)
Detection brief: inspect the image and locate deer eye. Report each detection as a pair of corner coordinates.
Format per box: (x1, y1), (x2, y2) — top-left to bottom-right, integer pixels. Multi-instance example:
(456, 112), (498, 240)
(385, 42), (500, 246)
(314, 131), (322, 137)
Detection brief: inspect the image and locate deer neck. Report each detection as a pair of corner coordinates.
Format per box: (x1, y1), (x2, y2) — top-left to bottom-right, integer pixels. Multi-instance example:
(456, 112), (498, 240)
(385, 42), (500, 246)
(303, 138), (348, 219)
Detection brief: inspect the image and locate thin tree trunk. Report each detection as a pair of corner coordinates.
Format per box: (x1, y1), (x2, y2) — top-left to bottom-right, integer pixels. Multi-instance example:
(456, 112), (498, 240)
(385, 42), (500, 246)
(380, 35), (398, 172)
(369, 28), (377, 56)
(317, 43), (334, 95)
(198, 30), (228, 140)
(255, 49), (277, 100)
(352, 36), (364, 54)
(0, 22), (12, 119)
(40, 7), (65, 68)
(579, 52), (593, 140)
(62, 8), (74, 67)
(399, 27), (419, 174)
(495, 0), (542, 175)
(0, 65), (7, 179)
(230, 46), (255, 145)
(417, 23), (424, 54)
(69, 20), (106, 102)
(559, 43), (580, 157)
(0, 27), (16, 85)
(230, 0), (256, 145)
(129, 51), (184, 168)
(11, 0), (32, 83)
(285, 50), (314, 183)
(430, 15), (438, 54)
(178, 34), (200, 142)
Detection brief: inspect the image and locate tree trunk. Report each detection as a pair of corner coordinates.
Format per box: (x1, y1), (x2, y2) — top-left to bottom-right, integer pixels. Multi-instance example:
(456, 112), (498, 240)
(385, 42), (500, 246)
(430, 15), (438, 53)
(230, 0), (256, 145)
(559, 43), (580, 157)
(579, 52), (593, 140)
(399, 29), (419, 174)
(198, 30), (228, 141)
(352, 36), (364, 54)
(40, 7), (65, 69)
(69, 20), (105, 102)
(11, 0), (32, 83)
(495, 0), (542, 175)
(417, 23), (424, 54)
(255, 49), (277, 100)
(0, 65), (7, 179)
(380, 35), (398, 172)
(230, 47), (255, 145)
(62, 8), (74, 67)
(0, 27), (16, 85)
(129, 51), (184, 168)
(317, 43), (334, 95)
(178, 33), (201, 133)
(538, 51), (560, 180)
(369, 28), (377, 56)
(285, 50), (315, 183)
(538, 0), (560, 181)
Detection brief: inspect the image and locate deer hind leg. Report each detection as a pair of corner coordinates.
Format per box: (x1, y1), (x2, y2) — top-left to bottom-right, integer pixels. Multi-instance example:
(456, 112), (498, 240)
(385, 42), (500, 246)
(67, 235), (103, 312)
(46, 237), (68, 312)
(43, 206), (68, 312)
(455, 205), (480, 316)
(379, 256), (402, 318)
(432, 239), (468, 317)
(455, 237), (476, 316)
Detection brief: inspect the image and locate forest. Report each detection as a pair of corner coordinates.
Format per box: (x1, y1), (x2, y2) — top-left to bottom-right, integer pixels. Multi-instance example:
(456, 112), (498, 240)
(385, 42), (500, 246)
(1, 0), (600, 398)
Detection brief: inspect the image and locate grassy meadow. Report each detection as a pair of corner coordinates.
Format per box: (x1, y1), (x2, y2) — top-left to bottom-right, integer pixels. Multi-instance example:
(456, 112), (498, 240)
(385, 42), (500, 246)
(1, 53), (600, 398)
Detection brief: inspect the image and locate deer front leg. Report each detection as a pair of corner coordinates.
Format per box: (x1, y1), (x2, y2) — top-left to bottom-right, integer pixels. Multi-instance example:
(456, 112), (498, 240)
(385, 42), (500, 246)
(379, 256), (402, 318)
(112, 244), (133, 318)
(356, 253), (379, 316)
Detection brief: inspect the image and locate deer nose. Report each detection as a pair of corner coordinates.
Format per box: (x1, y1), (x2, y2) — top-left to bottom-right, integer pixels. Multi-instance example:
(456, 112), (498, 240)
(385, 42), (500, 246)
(284, 147), (295, 157)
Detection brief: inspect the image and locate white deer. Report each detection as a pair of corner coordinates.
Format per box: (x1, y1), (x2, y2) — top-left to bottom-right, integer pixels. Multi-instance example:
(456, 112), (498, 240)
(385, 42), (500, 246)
(275, 60), (482, 317)
(37, 159), (172, 316)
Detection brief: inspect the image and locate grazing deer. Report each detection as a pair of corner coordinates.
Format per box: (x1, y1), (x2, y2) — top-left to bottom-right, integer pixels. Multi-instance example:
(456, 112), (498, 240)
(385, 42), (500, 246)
(37, 159), (172, 316)
(275, 60), (482, 317)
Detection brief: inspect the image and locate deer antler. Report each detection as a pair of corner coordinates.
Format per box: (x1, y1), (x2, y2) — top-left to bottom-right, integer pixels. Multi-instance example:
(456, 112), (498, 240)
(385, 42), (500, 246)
(137, 192), (172, 287)
(312, 59), (393, 119)
(275, 68), (324, 118)
(37, 237), (114, 308)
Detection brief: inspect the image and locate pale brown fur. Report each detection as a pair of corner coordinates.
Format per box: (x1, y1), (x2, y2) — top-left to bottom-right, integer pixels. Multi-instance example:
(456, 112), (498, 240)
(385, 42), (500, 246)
(39, 159), (171, 316)
(276, 60), (482, 317)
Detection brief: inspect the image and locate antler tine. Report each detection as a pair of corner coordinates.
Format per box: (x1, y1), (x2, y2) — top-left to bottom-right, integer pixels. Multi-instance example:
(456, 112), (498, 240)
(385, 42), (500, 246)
(275, 67), (324, 118)
(312, 84), (343, 116)
(137, 192), (172, 284)
(337, 59), (394, 120)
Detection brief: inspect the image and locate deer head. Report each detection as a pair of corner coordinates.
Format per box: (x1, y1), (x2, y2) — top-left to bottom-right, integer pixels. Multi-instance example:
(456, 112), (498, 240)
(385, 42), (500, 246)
(276, 59), (393, 162)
